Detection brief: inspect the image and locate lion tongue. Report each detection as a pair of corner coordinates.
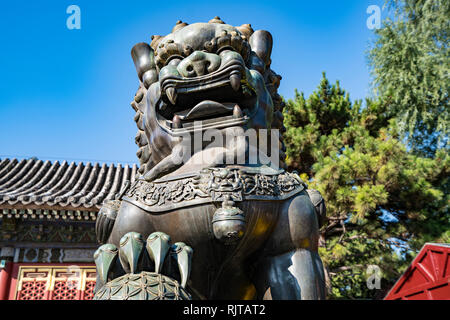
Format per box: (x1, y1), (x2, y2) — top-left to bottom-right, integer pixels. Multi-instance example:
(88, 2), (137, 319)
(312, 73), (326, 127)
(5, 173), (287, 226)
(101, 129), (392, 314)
(175, 101), (236, 120)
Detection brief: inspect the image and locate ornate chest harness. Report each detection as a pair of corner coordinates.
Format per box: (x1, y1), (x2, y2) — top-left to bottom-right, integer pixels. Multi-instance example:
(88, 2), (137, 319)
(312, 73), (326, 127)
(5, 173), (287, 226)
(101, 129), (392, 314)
(122, 166), (306, 244)
(122, 166), (306, 213)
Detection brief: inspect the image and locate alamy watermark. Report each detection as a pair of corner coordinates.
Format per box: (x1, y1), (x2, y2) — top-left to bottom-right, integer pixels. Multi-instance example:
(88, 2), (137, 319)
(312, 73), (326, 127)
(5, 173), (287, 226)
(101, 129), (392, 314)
(170, 122), (281, 169)
(66, 265), (82, 290)
(366, 265), (381, 290)
(66, 5), (81, 30)
(366, 5), (381, 30)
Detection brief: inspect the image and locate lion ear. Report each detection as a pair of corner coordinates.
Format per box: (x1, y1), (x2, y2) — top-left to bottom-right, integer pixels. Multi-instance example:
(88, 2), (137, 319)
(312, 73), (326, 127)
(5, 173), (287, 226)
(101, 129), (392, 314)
(249, 30), (273, 70)
(131, 42), (158, 89)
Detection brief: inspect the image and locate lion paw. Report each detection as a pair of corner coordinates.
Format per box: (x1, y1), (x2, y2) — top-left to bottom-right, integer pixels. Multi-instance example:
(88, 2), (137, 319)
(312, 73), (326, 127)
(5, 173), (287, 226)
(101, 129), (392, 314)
(93, 231), (193, 300)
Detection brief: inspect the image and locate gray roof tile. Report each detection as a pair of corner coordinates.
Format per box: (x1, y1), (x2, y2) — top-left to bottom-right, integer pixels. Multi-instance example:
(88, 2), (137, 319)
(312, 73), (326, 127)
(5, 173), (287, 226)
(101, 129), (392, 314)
(0, 158), (138, 210)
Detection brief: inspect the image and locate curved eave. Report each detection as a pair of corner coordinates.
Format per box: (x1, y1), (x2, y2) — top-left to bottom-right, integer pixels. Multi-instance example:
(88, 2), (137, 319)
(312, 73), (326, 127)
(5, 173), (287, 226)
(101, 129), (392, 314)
(0, 158), (139, 213)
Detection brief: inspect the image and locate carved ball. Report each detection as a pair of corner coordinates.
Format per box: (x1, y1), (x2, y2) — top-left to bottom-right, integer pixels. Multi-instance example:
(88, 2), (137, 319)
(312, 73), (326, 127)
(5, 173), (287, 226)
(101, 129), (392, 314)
(93, 271), (191, 300)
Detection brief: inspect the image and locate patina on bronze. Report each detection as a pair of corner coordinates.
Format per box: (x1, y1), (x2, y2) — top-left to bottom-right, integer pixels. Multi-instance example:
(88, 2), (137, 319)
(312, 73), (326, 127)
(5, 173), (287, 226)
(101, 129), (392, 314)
(94, 17), (326, 300)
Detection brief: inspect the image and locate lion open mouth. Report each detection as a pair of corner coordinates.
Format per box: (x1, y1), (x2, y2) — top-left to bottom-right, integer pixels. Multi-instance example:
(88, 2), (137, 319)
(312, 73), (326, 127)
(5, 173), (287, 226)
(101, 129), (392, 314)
(156, 60), (256, 133)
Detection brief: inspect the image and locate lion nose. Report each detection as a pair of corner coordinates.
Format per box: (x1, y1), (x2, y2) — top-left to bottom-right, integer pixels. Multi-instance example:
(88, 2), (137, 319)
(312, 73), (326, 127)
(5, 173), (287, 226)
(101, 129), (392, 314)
(177, 51), (221, 77)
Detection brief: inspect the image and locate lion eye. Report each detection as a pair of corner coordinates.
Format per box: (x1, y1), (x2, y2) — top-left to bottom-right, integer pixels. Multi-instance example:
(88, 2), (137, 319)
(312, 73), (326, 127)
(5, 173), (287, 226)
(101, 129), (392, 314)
(155, 41), (186, 69)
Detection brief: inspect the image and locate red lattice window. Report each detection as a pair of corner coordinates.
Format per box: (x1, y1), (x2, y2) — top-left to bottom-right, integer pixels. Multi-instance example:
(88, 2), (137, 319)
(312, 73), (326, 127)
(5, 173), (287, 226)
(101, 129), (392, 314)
(12, 264), (96, 300)
(17, 280), (47, 300)
(83, 280), (96, 300)
(51, 280), (79, 300)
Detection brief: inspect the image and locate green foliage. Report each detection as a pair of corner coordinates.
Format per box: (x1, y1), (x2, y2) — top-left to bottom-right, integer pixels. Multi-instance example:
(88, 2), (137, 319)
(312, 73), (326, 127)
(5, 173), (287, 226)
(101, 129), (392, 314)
(283, 73), (449, 299)
(368, 0), (449, 156)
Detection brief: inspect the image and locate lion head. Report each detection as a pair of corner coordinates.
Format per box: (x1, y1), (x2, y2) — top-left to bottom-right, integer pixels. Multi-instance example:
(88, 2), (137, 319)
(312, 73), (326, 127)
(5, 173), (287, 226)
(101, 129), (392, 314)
(130, 17), (286, 180)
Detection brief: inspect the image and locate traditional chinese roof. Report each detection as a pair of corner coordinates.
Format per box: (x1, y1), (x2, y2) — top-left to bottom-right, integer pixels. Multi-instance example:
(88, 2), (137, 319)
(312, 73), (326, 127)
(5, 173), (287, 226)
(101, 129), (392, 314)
(0, 158), (139, 213)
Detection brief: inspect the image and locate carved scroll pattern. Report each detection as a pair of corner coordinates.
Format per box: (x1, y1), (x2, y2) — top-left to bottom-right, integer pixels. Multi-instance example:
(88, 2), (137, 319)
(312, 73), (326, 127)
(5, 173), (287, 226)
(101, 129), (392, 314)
(124, 168), (305, 210)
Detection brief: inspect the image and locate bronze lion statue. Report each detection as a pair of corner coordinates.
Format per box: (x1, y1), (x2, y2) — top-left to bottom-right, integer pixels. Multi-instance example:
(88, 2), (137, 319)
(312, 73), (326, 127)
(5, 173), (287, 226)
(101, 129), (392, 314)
(93, 17), (326, 300)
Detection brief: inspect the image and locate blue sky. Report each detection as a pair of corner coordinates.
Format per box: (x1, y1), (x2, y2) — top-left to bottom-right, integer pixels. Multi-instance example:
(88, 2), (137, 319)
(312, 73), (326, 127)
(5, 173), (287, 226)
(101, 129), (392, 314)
(0, 0), (384, 165)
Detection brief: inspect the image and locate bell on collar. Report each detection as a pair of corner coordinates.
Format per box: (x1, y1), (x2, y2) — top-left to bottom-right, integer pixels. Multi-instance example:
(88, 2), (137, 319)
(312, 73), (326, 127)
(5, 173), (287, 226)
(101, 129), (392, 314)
(211, 197), (246, 245)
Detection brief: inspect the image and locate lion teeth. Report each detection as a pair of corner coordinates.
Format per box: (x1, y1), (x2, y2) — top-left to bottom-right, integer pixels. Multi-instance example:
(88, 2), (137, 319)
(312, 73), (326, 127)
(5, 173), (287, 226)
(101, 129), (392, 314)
(230, 73), (241, 91)
(166, 87), (177, 105)
(172, 114), (182, 129)
(233, 104), (243, 118)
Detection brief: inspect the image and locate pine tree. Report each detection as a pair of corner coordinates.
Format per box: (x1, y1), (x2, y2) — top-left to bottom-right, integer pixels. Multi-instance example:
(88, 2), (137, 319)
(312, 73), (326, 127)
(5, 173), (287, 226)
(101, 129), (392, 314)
(368, 0), (449, 156)
(283, 73), (449, 299)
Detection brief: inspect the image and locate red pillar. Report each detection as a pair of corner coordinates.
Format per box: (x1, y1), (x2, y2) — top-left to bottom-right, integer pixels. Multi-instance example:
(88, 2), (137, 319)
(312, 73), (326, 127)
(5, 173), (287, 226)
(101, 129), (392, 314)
(0, 260), (13, 300)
